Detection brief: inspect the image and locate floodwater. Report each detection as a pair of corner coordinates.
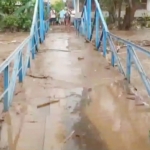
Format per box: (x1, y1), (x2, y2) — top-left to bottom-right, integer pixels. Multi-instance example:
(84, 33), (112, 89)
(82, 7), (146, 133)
(0, 27), (150, 150)
(0, 32), (28, 63)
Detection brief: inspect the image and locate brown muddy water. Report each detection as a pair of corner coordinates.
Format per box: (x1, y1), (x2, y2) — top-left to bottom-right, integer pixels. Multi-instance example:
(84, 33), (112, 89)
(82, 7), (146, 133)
(0, 32), (29, 63)
(0, 27), (150, 150)
(0, 32), (28, 111)
(111, 29), (150, 102)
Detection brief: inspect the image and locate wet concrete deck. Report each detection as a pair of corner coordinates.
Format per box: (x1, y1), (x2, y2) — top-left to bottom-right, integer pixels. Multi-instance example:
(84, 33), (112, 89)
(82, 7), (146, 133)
(1, 28), (150, 150)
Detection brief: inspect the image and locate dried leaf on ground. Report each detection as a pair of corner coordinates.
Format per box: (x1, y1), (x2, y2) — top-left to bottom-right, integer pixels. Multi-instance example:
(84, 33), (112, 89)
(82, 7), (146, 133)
(27, 74), (53, 79)
(15, 91), (22, 96)
(78, 57), (84, 60)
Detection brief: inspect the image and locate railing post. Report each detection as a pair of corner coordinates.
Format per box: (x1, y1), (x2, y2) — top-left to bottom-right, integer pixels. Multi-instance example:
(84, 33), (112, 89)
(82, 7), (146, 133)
(4, 66), (9, 111)
(47, 1), (50, 30)
(35, 20), (39, 49)
(28, 57), (31, 68)
(18, 52), (23, 82)
(80, 18), (84, 35)
(86, 0), (91, 40)
(95, 9), (99, 49)
(83, 15), (86, 36)
(39, 0), (44, 43)
(126, 45), (131, 82)
(31, 37), (35, 59)
(111, 51), (115, 67)
(103, 29), (107, 57)
(43, 1), (46, 37)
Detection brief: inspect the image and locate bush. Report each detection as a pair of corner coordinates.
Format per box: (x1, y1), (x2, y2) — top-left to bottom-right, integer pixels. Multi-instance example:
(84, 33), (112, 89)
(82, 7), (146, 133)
(0, 0), (35, 32)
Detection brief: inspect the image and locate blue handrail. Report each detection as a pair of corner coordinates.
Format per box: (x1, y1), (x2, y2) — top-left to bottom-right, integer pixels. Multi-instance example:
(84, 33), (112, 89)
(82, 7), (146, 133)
(75, 0), (150, 97)
(0, 0), (50, 111)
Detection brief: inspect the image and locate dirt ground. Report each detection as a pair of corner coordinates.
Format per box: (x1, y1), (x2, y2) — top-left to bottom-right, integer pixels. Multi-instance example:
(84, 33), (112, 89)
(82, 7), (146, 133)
(0, 27), (150, 150)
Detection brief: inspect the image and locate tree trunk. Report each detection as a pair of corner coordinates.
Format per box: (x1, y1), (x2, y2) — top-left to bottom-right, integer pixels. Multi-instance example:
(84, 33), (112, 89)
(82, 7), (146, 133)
(108, 0), (117, 24)
(121, 1), (137, 30)
(118, 0), (123, 29)
(108, 7), (116, 23)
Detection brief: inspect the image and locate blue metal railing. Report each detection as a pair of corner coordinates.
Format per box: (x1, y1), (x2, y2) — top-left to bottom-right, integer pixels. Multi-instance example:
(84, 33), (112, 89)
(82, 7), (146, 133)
(0, 0), (50, 111)
(74, 0), (150, 97)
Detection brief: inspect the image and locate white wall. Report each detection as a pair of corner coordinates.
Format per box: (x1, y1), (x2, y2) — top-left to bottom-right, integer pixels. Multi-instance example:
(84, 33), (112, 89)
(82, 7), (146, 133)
(147, 0), (150, 11)
(74, 0), (79, 13)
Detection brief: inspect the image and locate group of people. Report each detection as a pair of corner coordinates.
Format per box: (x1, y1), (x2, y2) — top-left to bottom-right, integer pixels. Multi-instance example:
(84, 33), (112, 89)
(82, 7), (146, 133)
(49, 7), (75, 31)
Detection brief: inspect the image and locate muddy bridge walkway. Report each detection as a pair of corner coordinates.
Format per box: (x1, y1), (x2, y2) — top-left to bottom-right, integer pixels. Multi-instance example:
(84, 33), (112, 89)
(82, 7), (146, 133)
(0, 27), (149, 150)
(0, 0), (150, 149)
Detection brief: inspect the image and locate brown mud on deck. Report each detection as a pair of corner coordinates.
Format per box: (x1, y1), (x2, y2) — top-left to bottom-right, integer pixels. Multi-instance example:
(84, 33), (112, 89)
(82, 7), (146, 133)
(0, 27), (150, 150)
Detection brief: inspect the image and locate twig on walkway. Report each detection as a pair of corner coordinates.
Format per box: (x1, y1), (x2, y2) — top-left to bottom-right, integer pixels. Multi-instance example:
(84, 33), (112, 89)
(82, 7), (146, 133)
(78, 57), (84, 60)
(27, 74), (53, 79)
(37, 100), (59, 108)
(63, 130), (75, 143)
(38, 48), (69, 53)
(15, 91), (22, 96)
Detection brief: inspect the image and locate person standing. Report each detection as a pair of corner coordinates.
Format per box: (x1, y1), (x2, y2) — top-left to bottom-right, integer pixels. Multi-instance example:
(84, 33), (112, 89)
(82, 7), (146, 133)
(59, 8), (66, 25)
(50, 8), (56, 25)
(64, 9), (71, 32)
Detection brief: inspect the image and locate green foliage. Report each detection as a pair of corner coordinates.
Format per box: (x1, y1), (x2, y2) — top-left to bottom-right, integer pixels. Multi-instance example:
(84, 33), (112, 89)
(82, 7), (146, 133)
(0, 0), (35, 32)
(51, 0), (65, 13)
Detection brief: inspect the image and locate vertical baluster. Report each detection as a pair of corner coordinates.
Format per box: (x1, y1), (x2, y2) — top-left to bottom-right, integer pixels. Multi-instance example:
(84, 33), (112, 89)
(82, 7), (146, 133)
(103, 28), (107, 57)
(86, 0), (91, 40)
(111, 51), (115, 67)
(43, 0), (46, 38)
(31, 36), (35, 59)
(81, 18), (84, 35)
(84, 7), (88, 38)
(4, 66), (9, 111)
(95, 9), (99, 49)
(36, 14), (40, 48)
(27, 41), (31, 68)
(47, 1), (50, 30)
(83, 15), (86, 36)
(28, 56), (31, 68)
(39, 0), (44, 42)
(18, 52), (23, 82)
(9, 54), (20, 103)
(126, 45), (131, 83)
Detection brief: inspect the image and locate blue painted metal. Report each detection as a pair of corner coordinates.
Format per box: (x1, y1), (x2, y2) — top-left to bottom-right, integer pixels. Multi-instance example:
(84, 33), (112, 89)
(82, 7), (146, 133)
(109, 32), (150, 57)
(84, 6), (88, 38)
(102, 29), (107, 57)
(75, 0), (150, 97)
(18, 52), (23, 82)
(95, 9), (99, 48)
(39, 0), (45, 43)
(108, 35), (125, 75)
(0, 0), (50, 112)
(130, 47), (150, 95)
(126, 46), (132, 82)
(4, 66), (9, 111)
(87, 0), (91, 40)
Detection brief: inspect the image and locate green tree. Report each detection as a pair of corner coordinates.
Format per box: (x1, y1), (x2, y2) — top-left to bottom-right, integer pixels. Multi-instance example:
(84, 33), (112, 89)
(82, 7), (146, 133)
(51, 0), (65, 13)
(0, 0), (35, 31)
(101, 0), (142, 30)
